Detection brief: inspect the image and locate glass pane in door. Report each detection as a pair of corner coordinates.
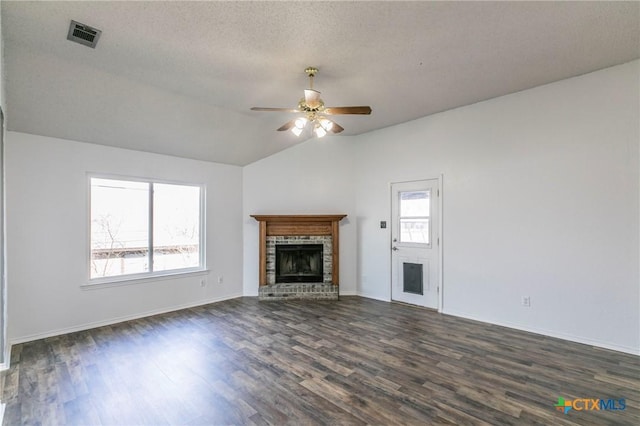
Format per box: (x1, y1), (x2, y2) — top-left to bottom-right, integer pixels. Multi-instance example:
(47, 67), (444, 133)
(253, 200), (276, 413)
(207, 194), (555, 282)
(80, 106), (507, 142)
(399, 190), (430, 244)
(400, 218), (430, 244)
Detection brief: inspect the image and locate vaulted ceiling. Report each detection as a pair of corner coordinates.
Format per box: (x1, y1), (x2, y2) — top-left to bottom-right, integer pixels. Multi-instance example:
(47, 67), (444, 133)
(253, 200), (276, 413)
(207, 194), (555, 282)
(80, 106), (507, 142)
(2, 1), (639, 166)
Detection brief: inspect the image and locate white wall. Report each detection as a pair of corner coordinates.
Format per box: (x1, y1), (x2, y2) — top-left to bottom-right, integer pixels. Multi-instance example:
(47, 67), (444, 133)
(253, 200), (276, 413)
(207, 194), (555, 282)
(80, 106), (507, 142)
(5, 132), (243, 342)
(0, 5), (6, 367)
(242, 136), (357, 296)
(6, 61), (638, 355)
(353, 60), (639, 354)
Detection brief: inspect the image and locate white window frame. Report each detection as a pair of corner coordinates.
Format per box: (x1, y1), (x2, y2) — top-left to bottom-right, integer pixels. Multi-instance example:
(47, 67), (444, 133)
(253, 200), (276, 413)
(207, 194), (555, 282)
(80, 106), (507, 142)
(86, 174), (206, 285)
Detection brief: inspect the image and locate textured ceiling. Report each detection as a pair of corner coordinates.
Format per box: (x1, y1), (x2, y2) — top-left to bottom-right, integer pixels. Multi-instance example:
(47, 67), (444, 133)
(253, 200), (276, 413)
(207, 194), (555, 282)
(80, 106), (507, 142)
(2, 1), (639, 166)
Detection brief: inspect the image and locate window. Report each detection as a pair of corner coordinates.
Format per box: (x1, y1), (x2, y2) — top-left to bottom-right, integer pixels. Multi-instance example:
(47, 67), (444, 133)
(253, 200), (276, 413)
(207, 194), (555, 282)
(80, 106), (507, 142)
(399, 190), (430, 244)
(90, 177), (204, 281)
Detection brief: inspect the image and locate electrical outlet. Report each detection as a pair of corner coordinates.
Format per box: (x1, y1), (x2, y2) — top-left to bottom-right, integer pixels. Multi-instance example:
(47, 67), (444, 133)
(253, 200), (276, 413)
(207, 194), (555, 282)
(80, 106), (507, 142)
(217, 276), (223, 284)
(200, 279), (206, 288)
(522, 296), (531, 307)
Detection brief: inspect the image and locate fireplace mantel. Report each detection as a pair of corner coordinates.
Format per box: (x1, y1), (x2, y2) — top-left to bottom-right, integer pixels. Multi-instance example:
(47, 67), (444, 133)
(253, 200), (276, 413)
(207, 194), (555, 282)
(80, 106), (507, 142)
(251, 214), (346, 286)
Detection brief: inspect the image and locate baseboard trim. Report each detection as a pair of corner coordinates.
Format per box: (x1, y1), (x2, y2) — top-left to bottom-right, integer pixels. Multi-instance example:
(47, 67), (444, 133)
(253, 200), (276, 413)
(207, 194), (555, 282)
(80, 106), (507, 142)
(352, 293), (638, 356)
(355, 292), (391, 303)
(8, 293), (243, 348)
(442, 308), (639, 356)
(6, 292), (635, 372)
(0, 345), (9, 371)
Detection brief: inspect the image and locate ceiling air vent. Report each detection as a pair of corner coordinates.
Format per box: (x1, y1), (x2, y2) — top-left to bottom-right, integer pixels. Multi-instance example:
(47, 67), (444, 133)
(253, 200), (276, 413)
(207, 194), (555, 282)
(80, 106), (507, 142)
(67, 20), (101, 48)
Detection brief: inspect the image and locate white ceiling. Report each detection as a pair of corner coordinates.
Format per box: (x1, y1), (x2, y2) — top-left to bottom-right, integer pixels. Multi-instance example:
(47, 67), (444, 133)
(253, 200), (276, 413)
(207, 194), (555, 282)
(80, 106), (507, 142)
(2, 1), (639, 166)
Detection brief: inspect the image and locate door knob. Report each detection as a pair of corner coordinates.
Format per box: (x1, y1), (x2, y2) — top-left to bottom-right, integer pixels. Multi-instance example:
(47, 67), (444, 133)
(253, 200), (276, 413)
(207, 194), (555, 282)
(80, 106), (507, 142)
(392, 246), (398, 251)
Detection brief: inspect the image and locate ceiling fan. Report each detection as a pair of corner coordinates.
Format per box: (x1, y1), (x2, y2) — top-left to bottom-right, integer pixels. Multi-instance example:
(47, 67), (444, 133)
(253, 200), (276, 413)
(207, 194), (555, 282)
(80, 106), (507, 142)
(251, 67), (372, 138)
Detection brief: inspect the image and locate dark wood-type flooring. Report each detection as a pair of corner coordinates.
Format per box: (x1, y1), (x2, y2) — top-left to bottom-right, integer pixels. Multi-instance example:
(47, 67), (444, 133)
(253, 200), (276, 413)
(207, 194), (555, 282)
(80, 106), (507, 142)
(1, 297), (638, 425)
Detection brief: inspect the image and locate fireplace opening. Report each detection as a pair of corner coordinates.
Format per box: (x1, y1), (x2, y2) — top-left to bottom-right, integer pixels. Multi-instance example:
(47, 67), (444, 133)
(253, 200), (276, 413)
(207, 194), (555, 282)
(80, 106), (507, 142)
(275, 244), (323, 283)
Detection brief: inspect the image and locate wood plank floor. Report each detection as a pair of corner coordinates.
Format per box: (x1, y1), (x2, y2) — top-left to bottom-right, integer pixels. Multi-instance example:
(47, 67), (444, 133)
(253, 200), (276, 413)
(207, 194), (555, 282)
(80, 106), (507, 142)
(1, 296), (638, 425)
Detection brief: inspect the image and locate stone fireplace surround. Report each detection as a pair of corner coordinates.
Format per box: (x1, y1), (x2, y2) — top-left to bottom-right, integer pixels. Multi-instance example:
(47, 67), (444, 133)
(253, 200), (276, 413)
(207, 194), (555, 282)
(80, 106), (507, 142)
(267, 236), (331, 284)
(251, 215), (346, 300)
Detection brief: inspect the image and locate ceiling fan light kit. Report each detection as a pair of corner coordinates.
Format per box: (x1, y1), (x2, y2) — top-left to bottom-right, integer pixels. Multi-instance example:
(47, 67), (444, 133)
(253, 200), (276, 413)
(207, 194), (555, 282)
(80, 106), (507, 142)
(292, 117), (307, 136)
(251, 67), (372, 138)
(314, 122), (327, 138)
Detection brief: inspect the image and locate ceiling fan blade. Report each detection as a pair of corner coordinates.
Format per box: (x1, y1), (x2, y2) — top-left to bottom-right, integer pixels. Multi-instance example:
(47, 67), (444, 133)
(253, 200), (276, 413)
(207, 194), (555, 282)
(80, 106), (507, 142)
(304, 89), (322, 108)
(323, 106), (372, 115)
(251, 107), (300, 113)
(329, 121), (344, 134)
(277, 119), (296, 131)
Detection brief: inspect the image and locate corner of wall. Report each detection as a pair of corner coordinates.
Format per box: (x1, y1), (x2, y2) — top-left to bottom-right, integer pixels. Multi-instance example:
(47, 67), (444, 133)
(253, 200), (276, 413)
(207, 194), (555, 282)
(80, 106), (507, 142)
(241, 136), (358, 297)
(0, 2), (7, 368)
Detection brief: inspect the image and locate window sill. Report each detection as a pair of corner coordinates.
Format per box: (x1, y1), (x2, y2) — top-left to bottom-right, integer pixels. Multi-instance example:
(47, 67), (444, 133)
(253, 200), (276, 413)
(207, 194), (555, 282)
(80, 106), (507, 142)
(82, 269), (210, 290)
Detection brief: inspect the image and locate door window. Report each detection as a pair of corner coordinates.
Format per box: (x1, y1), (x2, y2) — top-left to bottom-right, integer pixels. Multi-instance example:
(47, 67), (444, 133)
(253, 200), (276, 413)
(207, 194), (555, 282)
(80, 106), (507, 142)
(399, 190), (430, 245)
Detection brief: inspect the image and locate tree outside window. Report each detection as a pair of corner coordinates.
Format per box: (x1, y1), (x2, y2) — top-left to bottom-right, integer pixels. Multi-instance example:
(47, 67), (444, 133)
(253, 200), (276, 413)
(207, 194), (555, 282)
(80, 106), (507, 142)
(90, 177), (203, 280)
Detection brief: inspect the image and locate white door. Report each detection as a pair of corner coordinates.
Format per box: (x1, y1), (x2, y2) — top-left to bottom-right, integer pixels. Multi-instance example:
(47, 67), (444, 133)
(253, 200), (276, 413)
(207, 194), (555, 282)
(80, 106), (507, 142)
(391, 179), (439, 309)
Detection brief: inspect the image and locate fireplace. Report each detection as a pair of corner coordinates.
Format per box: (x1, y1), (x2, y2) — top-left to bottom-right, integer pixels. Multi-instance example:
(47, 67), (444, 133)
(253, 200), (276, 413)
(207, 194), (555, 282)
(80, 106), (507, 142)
(276, 244), (323, 283)
(251, 214), (346, 300)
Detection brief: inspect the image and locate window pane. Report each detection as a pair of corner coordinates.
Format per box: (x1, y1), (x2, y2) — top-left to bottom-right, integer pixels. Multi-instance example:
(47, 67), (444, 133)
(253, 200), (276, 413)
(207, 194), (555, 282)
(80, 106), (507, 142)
(399, 190), (431, 244)
(153, 183), (201, 272)
(400, 218), (430, 244)
(91, 178), (149, 278)
(400, 190), (430, 218)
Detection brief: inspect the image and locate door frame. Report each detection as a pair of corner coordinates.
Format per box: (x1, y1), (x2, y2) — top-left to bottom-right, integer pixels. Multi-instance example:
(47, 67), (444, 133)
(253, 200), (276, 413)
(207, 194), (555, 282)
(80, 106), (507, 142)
(390, 175), (444, 312)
